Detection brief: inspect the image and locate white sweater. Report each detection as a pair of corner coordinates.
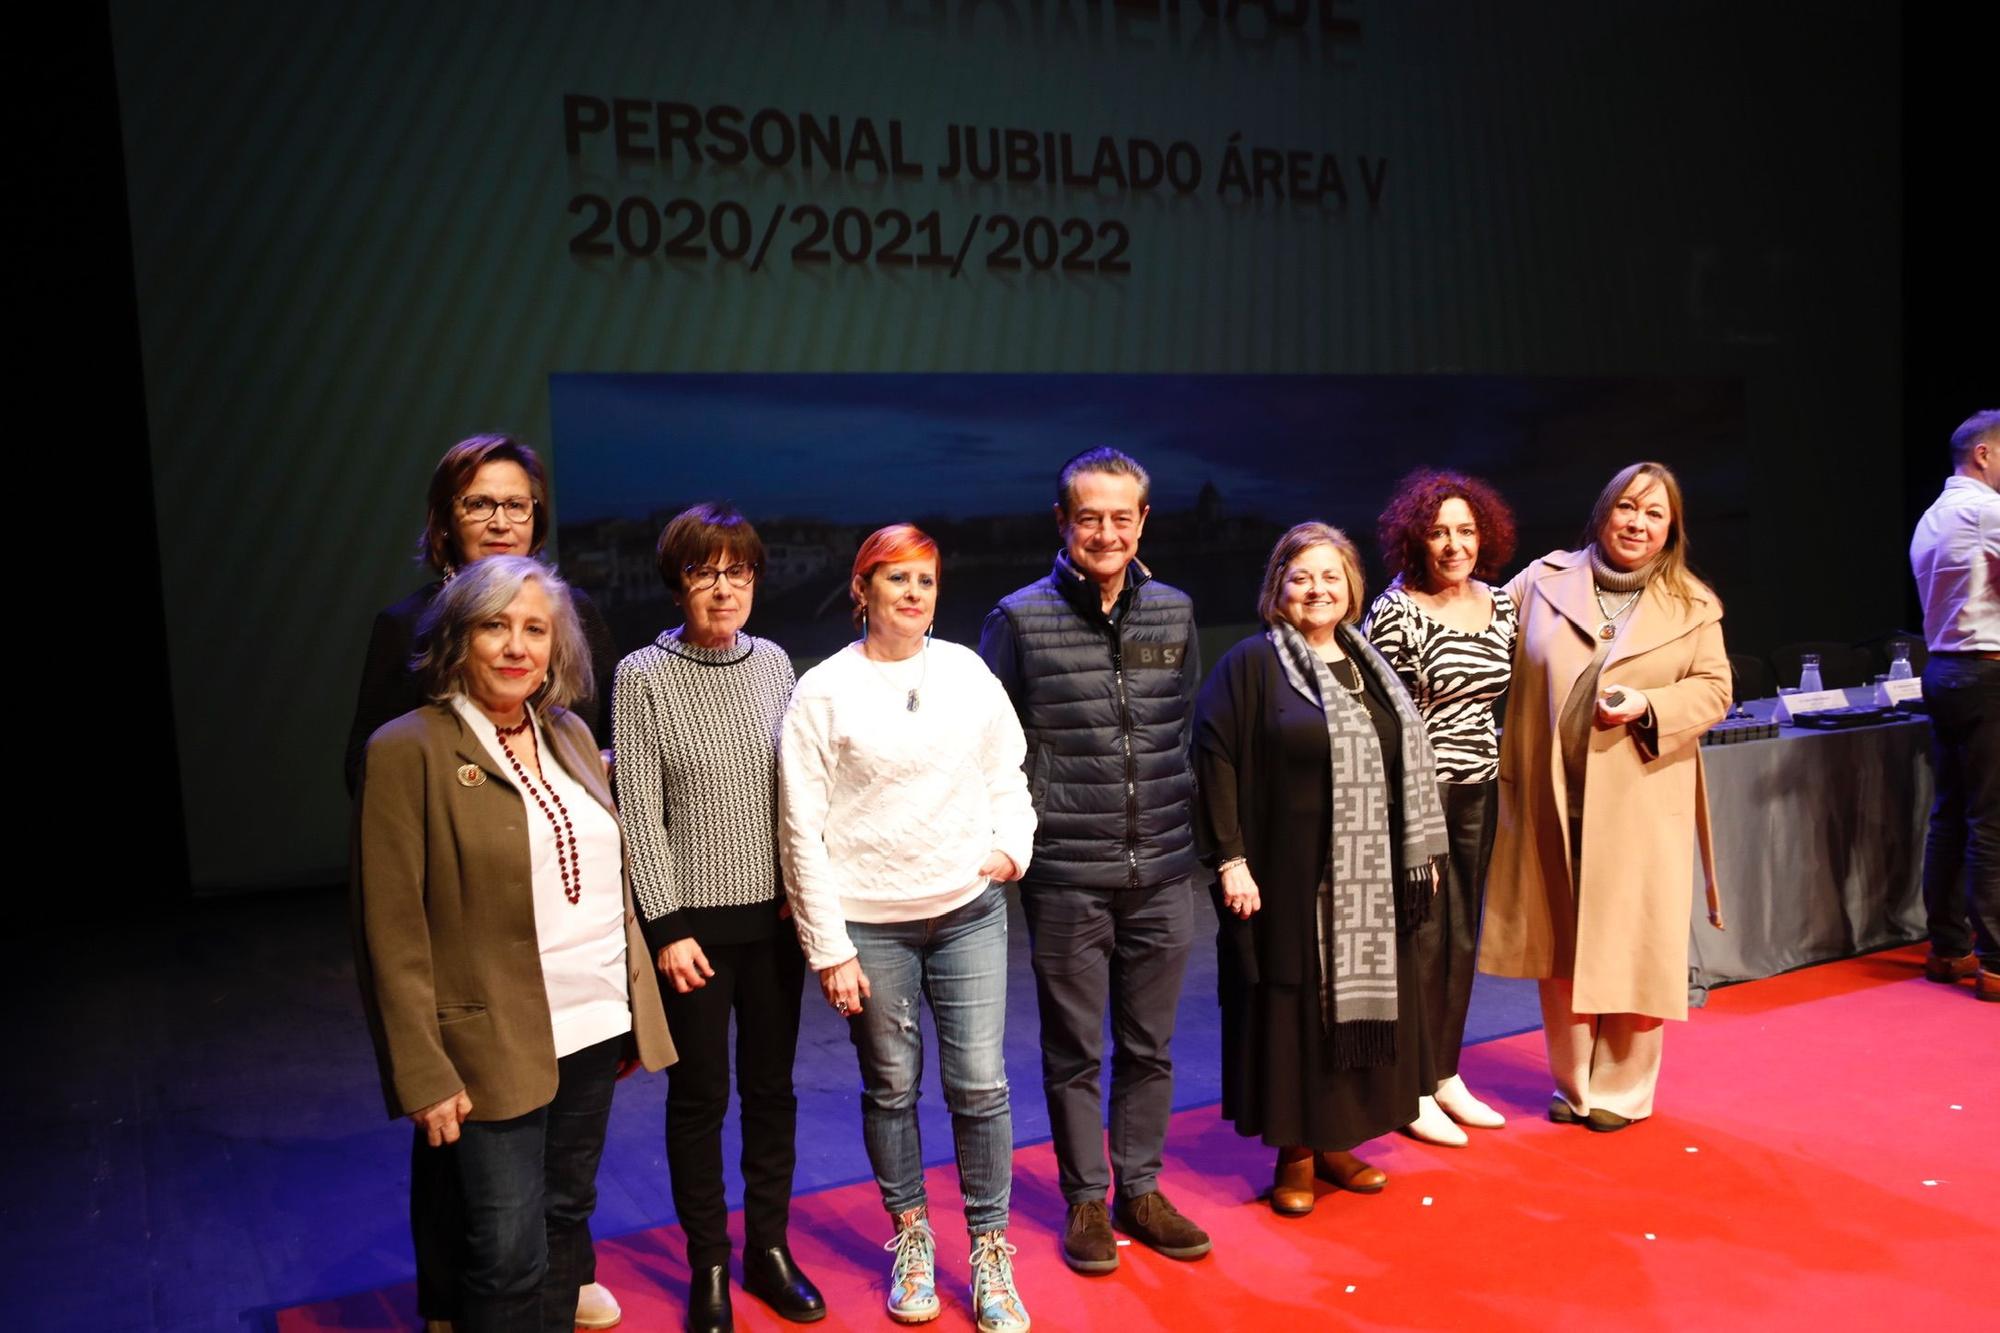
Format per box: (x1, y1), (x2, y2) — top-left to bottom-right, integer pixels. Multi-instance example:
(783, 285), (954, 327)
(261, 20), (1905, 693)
(779, 639), (1036, 970)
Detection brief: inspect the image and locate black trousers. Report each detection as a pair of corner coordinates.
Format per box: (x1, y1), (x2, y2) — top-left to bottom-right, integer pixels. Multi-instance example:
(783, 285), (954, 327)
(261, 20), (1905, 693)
(411, 1125), (466, 1320)
(1022, 878), (1195, 1205)
(1921, 655), (2000, 969)
(659, 927), (807, 1266)
(1412, 780), (1496, 1085)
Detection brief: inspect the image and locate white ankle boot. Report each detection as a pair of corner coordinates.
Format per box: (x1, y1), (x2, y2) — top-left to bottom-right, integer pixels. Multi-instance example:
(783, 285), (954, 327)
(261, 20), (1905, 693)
(1402, 1094), (1470, 1146)
(1434, 1074), (1507, 1128)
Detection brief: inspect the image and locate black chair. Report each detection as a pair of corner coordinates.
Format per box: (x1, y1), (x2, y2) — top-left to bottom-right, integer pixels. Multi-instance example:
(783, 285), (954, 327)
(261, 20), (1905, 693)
(1770, 640), (1873, 691)
(1853, 631), (1928, 679)
(1727, 652), (1775, 703)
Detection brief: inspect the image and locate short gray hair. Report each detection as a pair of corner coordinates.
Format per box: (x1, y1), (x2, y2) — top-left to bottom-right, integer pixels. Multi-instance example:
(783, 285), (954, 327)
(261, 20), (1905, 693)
(1950, 410), (2000, 467)
(1056, 447), (1151, 514)
(413, 556), (593, 715)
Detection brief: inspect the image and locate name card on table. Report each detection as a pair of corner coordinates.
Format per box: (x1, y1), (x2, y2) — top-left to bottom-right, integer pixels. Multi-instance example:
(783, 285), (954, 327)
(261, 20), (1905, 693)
(1876, 677), (1924, 705)
(1776, 689), (1849, 722)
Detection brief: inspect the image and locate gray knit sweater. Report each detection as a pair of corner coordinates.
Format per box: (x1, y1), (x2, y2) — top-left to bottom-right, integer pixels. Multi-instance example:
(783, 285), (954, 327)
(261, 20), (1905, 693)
(612, 630), (796, 952)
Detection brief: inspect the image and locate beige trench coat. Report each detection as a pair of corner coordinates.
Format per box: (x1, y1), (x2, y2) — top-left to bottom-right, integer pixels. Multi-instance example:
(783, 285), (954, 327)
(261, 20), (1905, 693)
(1477, 549), (1730, 1021)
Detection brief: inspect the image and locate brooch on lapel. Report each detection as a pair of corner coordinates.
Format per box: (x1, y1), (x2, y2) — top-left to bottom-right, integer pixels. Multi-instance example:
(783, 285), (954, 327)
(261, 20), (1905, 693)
(456, 764), (487, 788)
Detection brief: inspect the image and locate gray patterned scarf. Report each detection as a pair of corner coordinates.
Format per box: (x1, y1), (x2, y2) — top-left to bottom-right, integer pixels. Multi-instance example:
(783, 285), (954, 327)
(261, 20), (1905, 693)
(1268, 621), (1449, 1066)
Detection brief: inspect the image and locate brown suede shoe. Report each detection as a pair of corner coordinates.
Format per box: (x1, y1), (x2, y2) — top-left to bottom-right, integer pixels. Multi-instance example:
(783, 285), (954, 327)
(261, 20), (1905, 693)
(1924, 950), (1980, 984)
(1315, 1149), (1387, 1193)
(1271, 1148), (1316, 1216)
(1061, 1199), (1119, 1275)
(1978, 969), (2000, 1003)
(1114, 1190), (1212, 1260)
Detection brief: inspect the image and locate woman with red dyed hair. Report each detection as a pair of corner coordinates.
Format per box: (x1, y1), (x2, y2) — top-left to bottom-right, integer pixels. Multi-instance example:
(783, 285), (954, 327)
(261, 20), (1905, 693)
(1365, 470), (1520, 1144)
(778, 525), (1037, 1333)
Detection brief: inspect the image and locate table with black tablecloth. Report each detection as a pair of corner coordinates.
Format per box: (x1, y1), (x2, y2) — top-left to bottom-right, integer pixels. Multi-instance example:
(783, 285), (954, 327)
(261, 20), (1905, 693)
(1688, 693), (1931, 1002)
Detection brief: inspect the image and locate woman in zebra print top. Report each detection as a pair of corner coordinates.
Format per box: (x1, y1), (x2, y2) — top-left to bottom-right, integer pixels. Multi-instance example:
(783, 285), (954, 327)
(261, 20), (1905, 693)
(1367, 470), (1520, 1146)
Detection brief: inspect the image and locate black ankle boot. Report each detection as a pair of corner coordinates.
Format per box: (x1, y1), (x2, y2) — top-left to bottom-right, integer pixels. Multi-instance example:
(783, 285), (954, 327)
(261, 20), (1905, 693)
(743, 1243), (827, 1323)
(684, 1262), (732, 1333)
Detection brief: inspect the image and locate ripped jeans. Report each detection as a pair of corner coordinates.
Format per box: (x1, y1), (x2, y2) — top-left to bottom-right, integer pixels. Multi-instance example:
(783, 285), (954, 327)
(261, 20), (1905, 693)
(845, 883), (1013, 1234)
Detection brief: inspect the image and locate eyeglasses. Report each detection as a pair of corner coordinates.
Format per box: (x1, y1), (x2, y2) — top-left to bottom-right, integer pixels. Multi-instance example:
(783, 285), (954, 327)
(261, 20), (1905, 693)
(458, 495), (536, 523)
(683, 562), (759, 590)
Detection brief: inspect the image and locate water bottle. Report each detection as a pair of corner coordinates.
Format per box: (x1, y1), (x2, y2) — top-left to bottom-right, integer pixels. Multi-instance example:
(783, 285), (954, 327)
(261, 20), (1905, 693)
(1798, 652), (1823, 694)
(1887, 641), (1913, 681)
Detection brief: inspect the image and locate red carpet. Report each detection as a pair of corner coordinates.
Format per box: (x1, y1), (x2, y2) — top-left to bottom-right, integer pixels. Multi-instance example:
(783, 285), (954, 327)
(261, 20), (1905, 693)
(279, 946), (1995, 1331)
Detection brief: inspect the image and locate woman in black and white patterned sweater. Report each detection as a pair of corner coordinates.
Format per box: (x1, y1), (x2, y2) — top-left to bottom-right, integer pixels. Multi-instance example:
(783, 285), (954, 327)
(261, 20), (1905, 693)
(1366, 470), (1521, 1147)
(612, 503), (826, 1333)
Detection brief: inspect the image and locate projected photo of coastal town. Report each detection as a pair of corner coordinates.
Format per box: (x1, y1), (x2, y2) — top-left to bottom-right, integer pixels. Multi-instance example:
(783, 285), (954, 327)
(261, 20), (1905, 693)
(551, 374), (1748, 668)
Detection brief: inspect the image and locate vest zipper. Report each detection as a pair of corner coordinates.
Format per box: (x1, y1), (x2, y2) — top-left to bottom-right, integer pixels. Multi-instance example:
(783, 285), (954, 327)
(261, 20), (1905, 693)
(1111, 625), (1139, 888)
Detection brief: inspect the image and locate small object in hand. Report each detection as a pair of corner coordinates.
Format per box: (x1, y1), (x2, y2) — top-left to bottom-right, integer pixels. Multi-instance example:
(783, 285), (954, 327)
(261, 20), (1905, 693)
(1601, 687), (1627, 709)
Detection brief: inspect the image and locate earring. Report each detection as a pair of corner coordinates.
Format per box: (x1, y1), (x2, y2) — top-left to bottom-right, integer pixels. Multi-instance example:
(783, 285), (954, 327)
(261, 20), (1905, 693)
(860, 608), (869, 637)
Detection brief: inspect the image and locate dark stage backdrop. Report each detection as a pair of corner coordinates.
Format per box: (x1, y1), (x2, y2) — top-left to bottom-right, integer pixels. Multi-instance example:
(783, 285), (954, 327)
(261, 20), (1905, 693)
(108, 1), (1902, 891)
(551, 372), (1748, 669)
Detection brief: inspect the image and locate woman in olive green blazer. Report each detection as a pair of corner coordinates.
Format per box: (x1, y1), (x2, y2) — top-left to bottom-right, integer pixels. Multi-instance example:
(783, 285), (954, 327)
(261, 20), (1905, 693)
(353, 556), (673, 1332)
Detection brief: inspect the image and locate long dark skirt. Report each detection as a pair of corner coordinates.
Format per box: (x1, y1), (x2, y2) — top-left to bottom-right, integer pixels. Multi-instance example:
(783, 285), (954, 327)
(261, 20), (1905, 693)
(1217, 898), (1429, 1152)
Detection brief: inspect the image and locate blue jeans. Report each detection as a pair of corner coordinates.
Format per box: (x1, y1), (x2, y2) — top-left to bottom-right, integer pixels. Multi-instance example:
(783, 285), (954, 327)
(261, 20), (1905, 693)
(450, 1035), (621, 1333)
(846, 884), (1013, 1235)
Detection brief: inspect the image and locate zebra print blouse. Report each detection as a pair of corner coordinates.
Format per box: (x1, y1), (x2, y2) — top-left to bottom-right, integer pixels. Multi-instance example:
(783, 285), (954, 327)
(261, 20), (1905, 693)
(1364, 580), (1519, 784)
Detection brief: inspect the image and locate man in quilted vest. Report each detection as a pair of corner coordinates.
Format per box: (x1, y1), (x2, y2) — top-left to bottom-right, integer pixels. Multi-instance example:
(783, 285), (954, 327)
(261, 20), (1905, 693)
(980, 448), (1213, 1276)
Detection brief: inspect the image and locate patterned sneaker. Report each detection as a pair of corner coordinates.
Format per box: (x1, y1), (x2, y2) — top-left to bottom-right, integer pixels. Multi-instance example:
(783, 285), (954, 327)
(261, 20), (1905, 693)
(883, 1206), (941, 1324)
(970, 1230), (1030, 1333)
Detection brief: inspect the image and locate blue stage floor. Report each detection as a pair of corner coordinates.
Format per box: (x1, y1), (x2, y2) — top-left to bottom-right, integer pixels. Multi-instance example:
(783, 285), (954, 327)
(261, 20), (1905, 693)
(4, 889), (1542, 1332)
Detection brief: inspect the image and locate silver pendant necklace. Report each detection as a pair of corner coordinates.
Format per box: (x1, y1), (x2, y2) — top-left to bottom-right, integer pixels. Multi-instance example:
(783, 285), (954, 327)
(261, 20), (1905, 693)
(1593, 585), (1641, 641)
(863, 640), (927, 711)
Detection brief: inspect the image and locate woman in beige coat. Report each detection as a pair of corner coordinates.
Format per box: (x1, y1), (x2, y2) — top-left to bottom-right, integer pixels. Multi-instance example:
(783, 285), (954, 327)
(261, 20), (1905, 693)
(1478, 462), (1729, 1131)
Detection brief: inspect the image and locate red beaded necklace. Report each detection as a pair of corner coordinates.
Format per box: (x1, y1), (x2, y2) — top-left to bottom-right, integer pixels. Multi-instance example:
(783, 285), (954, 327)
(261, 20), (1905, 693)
(494, 714), (582, 905)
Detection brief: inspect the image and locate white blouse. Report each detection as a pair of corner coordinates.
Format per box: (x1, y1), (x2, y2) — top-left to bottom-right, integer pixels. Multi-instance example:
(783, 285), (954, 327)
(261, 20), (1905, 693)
(454, 696), (630, 1058)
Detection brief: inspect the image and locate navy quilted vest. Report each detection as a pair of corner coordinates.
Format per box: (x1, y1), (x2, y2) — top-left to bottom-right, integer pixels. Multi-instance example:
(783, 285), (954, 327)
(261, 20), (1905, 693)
(988, 559), (1198, 890)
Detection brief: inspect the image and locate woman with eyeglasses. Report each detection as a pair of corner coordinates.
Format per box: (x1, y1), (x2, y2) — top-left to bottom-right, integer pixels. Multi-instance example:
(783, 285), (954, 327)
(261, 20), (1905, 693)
(611, 503), (826, 1333)
(344, 435), (618, 799)
(343, 435), (626, 1331)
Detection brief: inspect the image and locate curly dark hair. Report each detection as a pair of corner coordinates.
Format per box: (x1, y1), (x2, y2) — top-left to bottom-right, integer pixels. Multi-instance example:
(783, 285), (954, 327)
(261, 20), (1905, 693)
(1376, 468), (1517, 593)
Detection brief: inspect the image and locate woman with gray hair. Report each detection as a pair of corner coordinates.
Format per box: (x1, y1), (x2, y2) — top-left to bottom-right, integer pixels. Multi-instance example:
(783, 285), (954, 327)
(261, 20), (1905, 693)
(353, 555), (675, 1332)
(1193, 522), (1448, 1217)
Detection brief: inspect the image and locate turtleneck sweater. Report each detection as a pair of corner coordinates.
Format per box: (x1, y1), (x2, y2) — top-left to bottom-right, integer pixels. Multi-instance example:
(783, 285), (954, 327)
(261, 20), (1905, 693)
(1558, 547), (1658, 842)
(612, 629), (797, 955)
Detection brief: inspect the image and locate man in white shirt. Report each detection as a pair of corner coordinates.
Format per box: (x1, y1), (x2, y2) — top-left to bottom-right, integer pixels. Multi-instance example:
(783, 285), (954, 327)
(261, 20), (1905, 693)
(1909, 410), (2000, 1002)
